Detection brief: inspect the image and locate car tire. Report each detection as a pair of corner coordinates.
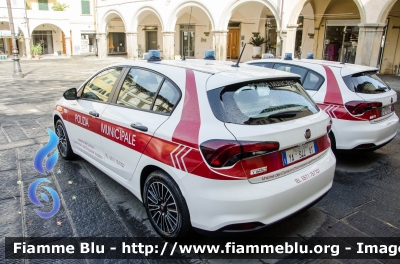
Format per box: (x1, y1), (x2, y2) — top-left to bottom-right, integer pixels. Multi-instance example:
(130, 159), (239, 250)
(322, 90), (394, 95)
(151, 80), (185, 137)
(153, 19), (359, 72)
(143, 170), (191, 239)
(55, 119), (75, 160)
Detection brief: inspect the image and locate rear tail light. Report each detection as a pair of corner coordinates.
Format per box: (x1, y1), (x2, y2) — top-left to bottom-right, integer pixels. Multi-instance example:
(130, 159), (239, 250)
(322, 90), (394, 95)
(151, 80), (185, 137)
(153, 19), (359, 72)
(200, 140), (279, 168)
(345, 101), (382, 115)
(327, 119), (332, 133)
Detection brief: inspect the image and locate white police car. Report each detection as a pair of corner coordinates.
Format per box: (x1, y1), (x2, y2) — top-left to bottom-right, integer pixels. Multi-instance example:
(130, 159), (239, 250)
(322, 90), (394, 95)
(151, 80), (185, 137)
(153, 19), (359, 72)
(53, 51), (336, 238)
(246, 54), (399, 150)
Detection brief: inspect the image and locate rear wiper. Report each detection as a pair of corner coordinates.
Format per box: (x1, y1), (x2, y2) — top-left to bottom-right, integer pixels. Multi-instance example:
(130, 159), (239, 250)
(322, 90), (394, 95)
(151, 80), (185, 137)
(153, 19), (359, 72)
(268, 111), (300, 119)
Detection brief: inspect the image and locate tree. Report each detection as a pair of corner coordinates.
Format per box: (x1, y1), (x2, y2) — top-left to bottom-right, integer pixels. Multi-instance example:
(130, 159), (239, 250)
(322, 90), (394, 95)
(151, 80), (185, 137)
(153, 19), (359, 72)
(52, 1), (69, 11)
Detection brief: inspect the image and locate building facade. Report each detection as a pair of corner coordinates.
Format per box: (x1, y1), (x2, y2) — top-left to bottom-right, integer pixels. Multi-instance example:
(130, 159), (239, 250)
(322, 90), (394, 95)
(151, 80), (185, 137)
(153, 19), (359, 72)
(1, 0), (399, 74)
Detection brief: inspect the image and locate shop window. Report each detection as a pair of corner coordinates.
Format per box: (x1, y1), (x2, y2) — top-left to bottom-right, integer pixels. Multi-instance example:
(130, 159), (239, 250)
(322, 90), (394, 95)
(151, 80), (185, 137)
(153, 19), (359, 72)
(38, 0), (49, 11)
(81, 0), (90, 15)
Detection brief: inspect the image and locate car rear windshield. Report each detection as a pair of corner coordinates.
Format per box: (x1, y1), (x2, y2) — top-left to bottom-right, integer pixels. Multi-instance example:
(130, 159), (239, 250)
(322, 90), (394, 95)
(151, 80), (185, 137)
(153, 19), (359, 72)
(207, 79), (319, 125)
(342, 71), (391, 94)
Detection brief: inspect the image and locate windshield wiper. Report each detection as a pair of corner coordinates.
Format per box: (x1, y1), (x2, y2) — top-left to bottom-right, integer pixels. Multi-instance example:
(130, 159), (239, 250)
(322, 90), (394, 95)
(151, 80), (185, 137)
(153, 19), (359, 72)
(268, 110), (301, 119)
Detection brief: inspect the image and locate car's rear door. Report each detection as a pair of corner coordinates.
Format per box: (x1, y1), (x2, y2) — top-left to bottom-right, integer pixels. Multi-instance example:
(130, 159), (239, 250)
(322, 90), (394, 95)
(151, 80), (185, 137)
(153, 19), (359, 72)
(63, 67), (124, 165)
(207, 76), (331, 182)
(100, 67), (181, 181)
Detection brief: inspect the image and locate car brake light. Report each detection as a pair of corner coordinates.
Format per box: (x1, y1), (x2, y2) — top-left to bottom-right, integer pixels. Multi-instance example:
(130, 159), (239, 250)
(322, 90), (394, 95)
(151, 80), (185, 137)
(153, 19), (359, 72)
(327, 119), (332, 133)
(345, 101), (382, 115)
(200, 140), (279, 168)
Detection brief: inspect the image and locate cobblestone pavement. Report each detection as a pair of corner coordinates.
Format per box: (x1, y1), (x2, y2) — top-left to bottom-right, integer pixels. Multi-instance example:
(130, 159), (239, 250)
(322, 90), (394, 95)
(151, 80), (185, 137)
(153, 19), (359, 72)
(0, 57), (400, 264)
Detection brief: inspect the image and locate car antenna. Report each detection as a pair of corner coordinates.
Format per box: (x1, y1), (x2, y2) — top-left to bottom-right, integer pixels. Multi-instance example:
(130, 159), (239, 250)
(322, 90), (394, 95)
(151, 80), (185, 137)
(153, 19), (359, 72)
(232, 43), (246, 67)
(182, 7), (193, 61)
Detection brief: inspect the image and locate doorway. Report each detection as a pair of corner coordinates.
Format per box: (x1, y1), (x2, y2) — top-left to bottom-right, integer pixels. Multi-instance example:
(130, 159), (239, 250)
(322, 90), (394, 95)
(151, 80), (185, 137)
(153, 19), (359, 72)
(146, 31), (158, 51)
(227, 29), (240, 59)
(180, 24), (195, 57)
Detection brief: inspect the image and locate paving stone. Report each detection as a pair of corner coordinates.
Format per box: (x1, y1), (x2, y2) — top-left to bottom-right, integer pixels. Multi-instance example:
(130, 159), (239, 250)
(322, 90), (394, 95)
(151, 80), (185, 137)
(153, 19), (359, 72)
(0, 198), (23, 237)
(17, 144), (41, 160)
(0, 169), (20, 200)
(1, 125), (28, 142)
(359, 201), (400, 229)
(53, 159), (96, 193)
(0, 149), (17, 171)
(344, 212), (400, 238)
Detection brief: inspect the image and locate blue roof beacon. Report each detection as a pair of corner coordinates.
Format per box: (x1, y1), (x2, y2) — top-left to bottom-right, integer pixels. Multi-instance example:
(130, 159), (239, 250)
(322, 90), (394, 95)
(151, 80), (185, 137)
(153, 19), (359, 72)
(148, 50), (161, 62)
(204, 50), (216, 60)
(284, 53), (293, 60)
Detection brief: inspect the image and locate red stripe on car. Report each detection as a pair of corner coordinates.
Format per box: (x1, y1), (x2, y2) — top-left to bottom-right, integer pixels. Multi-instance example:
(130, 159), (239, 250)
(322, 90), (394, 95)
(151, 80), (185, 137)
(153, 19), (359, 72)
(323, 66), (343, 105)
(172, 70), (201, 149)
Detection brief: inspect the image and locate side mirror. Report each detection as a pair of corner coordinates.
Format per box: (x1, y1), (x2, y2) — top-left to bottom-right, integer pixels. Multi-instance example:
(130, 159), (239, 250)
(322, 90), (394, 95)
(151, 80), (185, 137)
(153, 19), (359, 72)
(63, 88), (77, 100)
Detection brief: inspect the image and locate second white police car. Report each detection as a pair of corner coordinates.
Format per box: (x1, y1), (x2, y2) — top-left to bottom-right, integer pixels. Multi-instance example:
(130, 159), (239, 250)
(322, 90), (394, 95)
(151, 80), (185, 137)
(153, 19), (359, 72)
(246, 55), (399, 151)
(53, 54), (336, 238)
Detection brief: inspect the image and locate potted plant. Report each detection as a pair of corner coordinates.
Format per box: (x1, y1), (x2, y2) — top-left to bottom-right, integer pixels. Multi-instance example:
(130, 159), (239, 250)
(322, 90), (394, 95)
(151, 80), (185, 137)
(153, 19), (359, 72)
(248, 36), (266, 57)
(31, 43), (42, 60)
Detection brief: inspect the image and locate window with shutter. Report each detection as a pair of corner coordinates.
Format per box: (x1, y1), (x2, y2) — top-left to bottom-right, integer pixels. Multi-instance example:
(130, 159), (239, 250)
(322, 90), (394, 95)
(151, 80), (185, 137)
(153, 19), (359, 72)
(38, 0), (49, 11)
(81, 0), (90, 15)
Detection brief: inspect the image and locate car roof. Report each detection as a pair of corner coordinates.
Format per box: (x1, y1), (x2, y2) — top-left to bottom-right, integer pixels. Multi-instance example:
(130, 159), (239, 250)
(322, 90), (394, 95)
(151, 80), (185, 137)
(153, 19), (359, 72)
(112, 59), (300, 79)
(246, 58), (378, 76)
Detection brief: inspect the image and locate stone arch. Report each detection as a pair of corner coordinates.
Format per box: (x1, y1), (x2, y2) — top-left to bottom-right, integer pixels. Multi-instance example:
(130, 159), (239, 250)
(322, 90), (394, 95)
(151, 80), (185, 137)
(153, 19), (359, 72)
(219, 0), (281, 30)
(288, 0), (366, 25)
(29, 22), (68, 37)
(378, 0), (398, 24)
(167, 1), (216, 32)
(0, 19), (27, 37)
(99, 9), (127, 33)
(131, 6), (165, 32)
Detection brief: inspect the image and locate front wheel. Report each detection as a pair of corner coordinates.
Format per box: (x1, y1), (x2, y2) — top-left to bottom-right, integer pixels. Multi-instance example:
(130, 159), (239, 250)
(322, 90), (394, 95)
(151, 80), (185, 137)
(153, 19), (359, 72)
(143, 170), (191, 238)
(55, 119), (75, 160)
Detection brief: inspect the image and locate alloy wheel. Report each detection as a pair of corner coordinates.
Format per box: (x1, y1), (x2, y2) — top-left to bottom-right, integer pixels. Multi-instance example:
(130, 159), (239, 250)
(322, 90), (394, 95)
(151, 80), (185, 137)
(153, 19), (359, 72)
(146, 181), (179, 234)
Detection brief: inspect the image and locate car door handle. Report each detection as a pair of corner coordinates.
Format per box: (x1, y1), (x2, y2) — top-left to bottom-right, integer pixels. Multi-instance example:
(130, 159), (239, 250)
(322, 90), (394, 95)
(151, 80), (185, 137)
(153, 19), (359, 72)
(89, 110), (99, 117)
(130, 123), (148, 132)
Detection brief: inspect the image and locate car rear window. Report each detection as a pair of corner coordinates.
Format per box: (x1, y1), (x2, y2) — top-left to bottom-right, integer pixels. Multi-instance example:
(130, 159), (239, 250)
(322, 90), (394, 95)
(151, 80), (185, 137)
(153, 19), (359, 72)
(207, 79), (319, 125)
(342, 71), (391, 94)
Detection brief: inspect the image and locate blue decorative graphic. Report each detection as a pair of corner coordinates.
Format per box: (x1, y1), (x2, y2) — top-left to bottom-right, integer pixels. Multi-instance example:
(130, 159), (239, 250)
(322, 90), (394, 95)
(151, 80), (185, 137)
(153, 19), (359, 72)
(28, 178), (60, 218)
(33, 128), (59, 175)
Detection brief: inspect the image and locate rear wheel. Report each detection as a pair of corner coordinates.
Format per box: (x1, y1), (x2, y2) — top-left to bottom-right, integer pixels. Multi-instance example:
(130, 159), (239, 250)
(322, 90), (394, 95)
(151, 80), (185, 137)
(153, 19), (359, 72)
(143, 170), (191, 238)
(55, 119), (75, 160)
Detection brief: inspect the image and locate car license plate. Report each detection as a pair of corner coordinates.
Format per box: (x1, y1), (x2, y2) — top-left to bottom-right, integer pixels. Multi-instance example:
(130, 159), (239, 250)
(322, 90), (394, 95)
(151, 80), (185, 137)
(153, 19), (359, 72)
(282, 141), (318, 166)
(381, 105), (393, 116)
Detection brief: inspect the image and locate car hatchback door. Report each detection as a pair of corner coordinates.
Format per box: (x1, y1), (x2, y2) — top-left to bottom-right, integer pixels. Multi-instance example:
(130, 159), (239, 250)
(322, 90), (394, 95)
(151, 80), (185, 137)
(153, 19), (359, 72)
(100, 67), (181, 180)
(63, 67), (124, 165)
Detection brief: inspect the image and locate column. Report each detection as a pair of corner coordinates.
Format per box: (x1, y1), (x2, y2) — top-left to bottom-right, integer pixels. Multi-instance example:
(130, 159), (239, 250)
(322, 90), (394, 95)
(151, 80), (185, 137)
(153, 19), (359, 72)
(355, 23), (386, 67)
(126, 32), (138, 60)
(212, 30), (228, 61)
(24, 37), (32, 59)
(65, 36), (71, 57)
(162, 31), (175, 60)
(283, 24), (298, 57)
(97, 33), (107, 59)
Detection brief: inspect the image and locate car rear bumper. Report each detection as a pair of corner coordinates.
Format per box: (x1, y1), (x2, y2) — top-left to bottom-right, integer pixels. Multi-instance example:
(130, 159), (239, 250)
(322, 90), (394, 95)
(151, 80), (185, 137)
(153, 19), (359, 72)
(333, 113), (399, 150)
(178, 149), (336, 232)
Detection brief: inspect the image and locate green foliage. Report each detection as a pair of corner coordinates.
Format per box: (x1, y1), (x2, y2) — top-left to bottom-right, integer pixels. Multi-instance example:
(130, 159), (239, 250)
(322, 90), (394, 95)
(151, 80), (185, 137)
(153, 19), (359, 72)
(248, 36), (266, 47)
(52, 1), (70, 11)
(31, 44), (42, 55)
(25, 2), (31, 10)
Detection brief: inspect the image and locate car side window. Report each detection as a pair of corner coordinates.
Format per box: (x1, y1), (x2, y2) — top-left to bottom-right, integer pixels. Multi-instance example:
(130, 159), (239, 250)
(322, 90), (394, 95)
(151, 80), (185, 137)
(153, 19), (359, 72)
(117, 68), (163, 110)
(153, 79), (180, 114)
(273, 64), (308, 80)
(250, 62), (272, 68)
(81, 68), (123, 102)
(303, 71), (324, 91)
